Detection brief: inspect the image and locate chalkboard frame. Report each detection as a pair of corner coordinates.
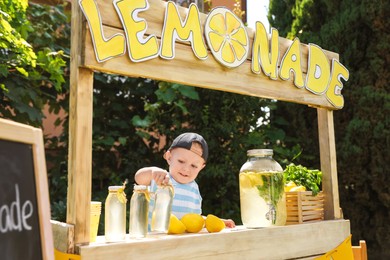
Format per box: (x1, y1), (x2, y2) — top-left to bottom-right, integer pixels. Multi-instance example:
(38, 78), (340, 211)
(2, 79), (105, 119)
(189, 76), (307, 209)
(0, 118), (54, 260)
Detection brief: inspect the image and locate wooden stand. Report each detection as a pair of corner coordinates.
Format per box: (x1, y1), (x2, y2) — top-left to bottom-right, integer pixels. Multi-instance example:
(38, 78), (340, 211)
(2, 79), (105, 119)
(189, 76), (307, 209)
(67, 0), (349, 257)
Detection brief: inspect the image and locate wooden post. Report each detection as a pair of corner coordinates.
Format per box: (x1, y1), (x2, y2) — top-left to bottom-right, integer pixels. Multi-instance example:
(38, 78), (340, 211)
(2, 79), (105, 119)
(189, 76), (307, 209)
(317, 108), (341, 220)
(67, 0), (94, 245)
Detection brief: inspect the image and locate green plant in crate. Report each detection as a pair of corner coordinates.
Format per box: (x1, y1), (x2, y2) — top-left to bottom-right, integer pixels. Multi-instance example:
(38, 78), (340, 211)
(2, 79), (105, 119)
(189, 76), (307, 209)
(283, 164), (322, 196)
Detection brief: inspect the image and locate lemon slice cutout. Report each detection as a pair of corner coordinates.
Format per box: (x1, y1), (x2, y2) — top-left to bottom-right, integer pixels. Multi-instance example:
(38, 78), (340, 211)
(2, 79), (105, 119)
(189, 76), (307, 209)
(205, 7), (249, 68)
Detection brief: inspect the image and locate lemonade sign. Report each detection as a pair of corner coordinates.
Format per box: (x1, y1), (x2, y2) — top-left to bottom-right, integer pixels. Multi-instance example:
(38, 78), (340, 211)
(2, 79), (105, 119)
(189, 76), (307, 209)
(79, 0), (349, 109)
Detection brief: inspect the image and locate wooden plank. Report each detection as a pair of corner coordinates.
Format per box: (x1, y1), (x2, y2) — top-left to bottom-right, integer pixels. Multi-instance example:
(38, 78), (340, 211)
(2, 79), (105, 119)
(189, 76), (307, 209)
(79, 220), (351, 260)
(67, 0), (94, 244)
(33, 127), (55, 260)
(317, 108), (341, 220)
(51, 220), (75, 254)
(82, 26), (335, 109)
(352, 240), (368, 260)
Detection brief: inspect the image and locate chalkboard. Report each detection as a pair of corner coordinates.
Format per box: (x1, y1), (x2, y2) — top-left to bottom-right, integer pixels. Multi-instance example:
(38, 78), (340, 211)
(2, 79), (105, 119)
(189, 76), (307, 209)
(0, 119), (54, 260)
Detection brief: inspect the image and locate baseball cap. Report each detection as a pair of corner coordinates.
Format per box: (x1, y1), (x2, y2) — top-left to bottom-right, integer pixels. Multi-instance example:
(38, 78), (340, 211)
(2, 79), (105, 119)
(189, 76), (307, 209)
(168, 132), (208, 161)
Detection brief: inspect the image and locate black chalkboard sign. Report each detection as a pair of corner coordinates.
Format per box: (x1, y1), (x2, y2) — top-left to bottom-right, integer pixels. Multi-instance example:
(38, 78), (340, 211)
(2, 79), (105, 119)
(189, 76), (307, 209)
(0, 119), (54, 260)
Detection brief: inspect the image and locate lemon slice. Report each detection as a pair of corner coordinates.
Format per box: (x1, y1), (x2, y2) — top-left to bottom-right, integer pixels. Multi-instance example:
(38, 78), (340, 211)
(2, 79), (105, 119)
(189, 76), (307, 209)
(290, 185), (306, 192)
(116, 187), (127, 204)
(205, 8), (249, 68)
(284, 181), (297, 192)
(168, 214), (186, 234)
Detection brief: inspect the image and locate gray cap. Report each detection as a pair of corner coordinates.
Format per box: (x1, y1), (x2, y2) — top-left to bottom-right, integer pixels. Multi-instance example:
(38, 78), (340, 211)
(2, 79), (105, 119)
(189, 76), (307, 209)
(169, 133), (208, 161)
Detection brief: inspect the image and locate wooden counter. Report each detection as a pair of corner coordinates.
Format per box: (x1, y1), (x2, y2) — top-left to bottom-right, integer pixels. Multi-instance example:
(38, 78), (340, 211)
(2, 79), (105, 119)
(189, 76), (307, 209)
(79, 219), (350, 259)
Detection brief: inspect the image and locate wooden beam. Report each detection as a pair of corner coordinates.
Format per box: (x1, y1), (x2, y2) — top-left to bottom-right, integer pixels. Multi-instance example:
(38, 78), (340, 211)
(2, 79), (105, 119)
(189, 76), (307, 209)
(51, 220), (75, 254)
(67, 0), (94, 244)
(82, 0), (340, 109)
(83, 26), (335, 109)
(317, 108), (341, 220)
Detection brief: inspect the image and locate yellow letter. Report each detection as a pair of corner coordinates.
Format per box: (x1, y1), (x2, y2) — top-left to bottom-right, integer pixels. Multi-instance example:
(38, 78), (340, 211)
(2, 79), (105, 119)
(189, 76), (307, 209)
(251, 22), (279, 79)
(326, 59), (349, 108)
(279, 38), (304, 88)
(160, 1), (207, 60)
(305, 44), (330, 95)
(114, 0), (159, 62)
(79, 0), (125, 62)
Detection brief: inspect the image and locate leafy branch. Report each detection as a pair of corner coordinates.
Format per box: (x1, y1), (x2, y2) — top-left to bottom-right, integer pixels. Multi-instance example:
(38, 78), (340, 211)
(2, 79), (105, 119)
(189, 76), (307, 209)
(283, 163), (322, 196)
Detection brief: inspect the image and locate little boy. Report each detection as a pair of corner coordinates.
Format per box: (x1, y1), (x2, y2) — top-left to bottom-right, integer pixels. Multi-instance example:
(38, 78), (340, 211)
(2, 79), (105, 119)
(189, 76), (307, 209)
(135, 132), (235, 228)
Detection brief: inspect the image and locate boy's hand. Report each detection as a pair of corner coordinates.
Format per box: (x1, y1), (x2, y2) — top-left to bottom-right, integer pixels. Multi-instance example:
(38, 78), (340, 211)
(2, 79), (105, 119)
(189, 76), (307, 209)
(151, 167), (170, 186)
(223, 219), (236, 228)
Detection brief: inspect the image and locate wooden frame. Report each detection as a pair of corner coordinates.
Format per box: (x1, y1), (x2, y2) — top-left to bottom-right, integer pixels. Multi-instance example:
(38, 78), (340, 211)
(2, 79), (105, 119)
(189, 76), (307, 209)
(0, 118), (54, 260)
(68, 0), (347, 257)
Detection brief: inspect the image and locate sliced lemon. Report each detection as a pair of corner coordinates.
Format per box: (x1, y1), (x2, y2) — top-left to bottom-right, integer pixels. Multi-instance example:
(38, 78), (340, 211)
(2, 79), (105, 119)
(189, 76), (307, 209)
(290, 185), (306, 192)
(168, 214), (186, 234)
(239, 172), (252, 189)
(205, 7), (249, 68)
(248, 172), (264, 187)
(284, 181), (297, 192)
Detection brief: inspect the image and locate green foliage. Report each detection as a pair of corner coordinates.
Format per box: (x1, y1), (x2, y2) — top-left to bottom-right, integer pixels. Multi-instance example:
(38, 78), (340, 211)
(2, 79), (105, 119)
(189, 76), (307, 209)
(0, 2), (69, 126)
(283, 163), (322, 196)
(269, 0), (390, 258)
(268, 0), (295, 37)
(0, 1), (70, 221)
(0, 0), (36, 78)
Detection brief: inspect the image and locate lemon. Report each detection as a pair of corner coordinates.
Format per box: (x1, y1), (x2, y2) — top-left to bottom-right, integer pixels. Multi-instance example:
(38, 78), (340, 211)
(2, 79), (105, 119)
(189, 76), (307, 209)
(239, 173), (252, 189)
(205, 8), (249, 68)
(180, 213), (204, 233)
(248, 172), (263, 187)
(284, 181), (297, 192)
(168, 214), (186, 234)
(205, 214), (225, 233)
(240, 172), (264, 189)
(290, 185), (306, 192)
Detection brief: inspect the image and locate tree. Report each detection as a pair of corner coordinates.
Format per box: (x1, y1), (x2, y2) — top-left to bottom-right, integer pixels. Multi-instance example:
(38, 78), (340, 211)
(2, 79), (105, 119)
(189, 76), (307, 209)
(0, 0), (68, 126)
(268, 0), (390, 258)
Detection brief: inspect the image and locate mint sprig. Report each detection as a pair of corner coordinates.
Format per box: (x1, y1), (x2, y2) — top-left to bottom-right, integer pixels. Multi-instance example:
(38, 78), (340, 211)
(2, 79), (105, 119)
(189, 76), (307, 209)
(283, 164), (322, 196)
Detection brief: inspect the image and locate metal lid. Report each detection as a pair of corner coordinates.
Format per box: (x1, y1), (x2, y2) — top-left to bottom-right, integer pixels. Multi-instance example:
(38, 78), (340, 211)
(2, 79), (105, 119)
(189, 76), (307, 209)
(247, 149), (273, 156)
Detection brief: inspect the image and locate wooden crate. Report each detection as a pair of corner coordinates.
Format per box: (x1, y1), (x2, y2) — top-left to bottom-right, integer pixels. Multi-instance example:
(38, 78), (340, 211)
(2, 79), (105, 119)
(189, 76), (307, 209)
(286, 191), (324, 225)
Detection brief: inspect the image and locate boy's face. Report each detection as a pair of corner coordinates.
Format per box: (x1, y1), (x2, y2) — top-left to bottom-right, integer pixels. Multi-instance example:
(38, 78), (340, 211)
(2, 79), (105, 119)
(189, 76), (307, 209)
(164, 146), (206, 184)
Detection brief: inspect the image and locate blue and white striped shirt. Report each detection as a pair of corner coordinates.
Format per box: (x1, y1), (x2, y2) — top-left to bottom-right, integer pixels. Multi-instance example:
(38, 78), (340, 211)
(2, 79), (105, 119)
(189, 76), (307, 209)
(149, 174), (202, 221)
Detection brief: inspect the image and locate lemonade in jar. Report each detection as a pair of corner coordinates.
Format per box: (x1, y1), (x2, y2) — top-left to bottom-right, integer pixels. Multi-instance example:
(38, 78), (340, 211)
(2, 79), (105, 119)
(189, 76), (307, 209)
(239, 149), (286, 228)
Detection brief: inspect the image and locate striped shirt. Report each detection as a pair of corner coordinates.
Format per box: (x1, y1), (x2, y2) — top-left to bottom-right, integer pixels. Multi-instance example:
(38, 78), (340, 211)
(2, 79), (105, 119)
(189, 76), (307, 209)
(149, 174), (202, 223)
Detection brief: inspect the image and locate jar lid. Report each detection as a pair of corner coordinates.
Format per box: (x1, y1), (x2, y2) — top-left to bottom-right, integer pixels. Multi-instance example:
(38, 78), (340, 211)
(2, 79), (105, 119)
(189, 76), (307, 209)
(133, 184), (148, 190)
(247, 149), (273, 156)
(108, 185), (124, 191)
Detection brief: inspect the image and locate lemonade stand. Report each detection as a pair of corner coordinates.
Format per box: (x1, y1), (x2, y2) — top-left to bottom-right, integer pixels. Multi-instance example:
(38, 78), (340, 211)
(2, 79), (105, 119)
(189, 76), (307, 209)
(64, 0), (351, 258)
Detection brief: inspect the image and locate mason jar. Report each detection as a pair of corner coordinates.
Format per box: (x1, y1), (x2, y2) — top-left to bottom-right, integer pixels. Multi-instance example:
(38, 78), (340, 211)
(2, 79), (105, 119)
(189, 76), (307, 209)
(151, 184), (174, 233)
(129, 185), (149, 238)
(105, 186), (127, 242)
(239, 149), (286, 228)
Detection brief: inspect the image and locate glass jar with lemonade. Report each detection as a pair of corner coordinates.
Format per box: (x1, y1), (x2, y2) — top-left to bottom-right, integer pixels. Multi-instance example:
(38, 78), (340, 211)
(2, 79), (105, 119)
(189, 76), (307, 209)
(239, 149), (286, 228)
